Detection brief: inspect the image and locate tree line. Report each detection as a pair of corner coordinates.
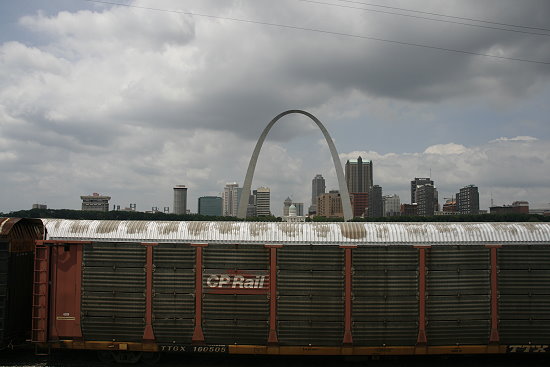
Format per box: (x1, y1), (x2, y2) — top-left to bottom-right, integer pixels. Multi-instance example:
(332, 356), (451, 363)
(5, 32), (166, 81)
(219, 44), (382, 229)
(1, 208), (548, 222)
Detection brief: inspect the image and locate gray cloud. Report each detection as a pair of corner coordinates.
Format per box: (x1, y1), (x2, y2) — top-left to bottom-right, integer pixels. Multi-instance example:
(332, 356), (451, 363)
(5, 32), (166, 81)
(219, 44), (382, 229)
(0, 0), (549, 214)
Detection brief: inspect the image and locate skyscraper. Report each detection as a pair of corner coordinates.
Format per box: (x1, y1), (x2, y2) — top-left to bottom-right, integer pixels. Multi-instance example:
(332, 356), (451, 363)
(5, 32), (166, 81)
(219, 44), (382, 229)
(411, 178), (433, 204)
(255, 187), (271, 216)
(309, 174), (326, 214)
(457, 185), (479, 215)
(198, 196), (223, 216)
(223, 182), (242, 217)
(293, 202), (304, 216)
(367, 185), (383, 217)
(345, 156), (373, 193)
(173, 185), (188, 215)
(415, 184), (435, 216)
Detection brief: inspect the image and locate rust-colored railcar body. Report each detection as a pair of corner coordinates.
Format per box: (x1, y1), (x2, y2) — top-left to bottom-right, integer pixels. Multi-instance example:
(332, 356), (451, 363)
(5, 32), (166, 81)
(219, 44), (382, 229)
(34, 220), (550, 358)
(0, 218), (44, 348)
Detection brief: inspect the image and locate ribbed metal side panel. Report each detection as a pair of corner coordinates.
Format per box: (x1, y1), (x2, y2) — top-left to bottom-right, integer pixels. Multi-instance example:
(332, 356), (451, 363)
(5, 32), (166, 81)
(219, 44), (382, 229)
(203, 294), (268, 344)
(427, 320), (491, 345)
(353, 247), (418, 346)
(203, 244), (269, 345)
(152, 244), (195, 343)
(82, 242), (146, 342)
(426, 246), (490, 345)
(204, 244), (268, 269)
(499, 245), (550, 344)
(278, 246), (343, 346)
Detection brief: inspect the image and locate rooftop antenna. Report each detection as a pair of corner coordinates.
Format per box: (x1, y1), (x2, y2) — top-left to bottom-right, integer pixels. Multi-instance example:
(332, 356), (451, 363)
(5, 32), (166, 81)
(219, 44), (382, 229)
(490, 192), (494, 207)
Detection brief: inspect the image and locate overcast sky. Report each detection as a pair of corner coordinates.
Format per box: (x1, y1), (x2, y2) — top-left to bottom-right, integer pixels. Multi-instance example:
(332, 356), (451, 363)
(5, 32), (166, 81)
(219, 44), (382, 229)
(1, 0), (549, 215)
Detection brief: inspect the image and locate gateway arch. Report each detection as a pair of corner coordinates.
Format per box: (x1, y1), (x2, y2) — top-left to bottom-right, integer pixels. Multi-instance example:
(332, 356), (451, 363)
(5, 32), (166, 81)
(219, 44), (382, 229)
(237, 110), (353, 221)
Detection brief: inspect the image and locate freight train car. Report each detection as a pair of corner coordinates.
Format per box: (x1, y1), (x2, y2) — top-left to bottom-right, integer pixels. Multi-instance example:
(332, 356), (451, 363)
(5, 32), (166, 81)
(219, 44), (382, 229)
(34, 220), (550, 363)
(0, 218), (43, 349)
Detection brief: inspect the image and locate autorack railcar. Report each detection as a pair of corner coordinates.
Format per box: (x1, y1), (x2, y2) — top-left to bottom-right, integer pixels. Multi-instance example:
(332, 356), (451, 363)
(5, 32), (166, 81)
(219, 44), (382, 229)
(31, 219), (550, 363)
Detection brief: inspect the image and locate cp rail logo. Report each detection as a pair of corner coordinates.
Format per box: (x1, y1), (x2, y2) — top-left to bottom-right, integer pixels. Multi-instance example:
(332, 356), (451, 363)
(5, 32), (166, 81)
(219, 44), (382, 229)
(204, 270), (269, 294)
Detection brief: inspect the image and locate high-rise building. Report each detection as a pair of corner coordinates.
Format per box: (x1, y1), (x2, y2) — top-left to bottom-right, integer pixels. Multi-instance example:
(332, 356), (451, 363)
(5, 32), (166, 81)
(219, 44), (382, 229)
(223, 182), (242, 217)
(198, 196), (223, 216)
(415, 184), (435, 216)
(246, 193), (257, 218)
(317, 190), (343, 218)
(457, 185), (479, 215)
(383, 194), (400, 217)
(173, 185), (188, 215)
(367, 185), (383, 217)
(345, 156), (373, 193)
(411, 178), (434, 204)
(255, 187), (271, 216)
(81, 193), (111, 212)
(293, 202), (304, 216)
(309, 174), (326, 214)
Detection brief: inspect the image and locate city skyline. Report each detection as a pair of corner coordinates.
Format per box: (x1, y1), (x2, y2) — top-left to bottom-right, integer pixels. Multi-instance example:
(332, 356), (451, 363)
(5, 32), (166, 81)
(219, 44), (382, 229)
(1, 1), (549, 215)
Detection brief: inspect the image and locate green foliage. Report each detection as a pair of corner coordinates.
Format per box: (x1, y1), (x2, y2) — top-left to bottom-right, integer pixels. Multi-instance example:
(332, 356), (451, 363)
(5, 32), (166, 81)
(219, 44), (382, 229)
(1, 208), (548, 222)
(0, 208), (242, 221)
(349, 213), (550, 222)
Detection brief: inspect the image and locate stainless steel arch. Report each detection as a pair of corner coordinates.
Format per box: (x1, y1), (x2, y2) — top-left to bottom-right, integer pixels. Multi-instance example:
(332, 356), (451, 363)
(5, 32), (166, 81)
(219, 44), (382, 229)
(237, 110), (353, 220)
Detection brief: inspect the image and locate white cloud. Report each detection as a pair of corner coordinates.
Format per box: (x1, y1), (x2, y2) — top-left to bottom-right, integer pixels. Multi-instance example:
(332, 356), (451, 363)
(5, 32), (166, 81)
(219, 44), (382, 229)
(490, 136), (539, 143)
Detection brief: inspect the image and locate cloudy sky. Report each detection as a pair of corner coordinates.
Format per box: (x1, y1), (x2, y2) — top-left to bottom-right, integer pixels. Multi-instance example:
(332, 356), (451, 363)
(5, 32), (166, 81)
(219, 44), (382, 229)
(1, 0), (549, 215)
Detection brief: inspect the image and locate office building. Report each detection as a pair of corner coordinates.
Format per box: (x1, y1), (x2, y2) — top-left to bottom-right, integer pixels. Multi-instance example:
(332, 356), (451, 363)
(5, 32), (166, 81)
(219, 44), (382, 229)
(173, 185), (188, 215)
(411, 178), (434, 204)
(293, 202), (304, 216)
(317, 190), (343, 218)
(81, 193), (111, 212)
(309, 174), (326, 214)
(32, 203), (47, 210)
(383, 194), (400, 217)
(457, 185), (479, 215)
(415, 184), (435, 216)
(345, 156), (373, 193)
(198, 196), (223, 216)
(367, 185), (383, 217)
(255, 187), (271, 216)
(223, 182), (242, 217)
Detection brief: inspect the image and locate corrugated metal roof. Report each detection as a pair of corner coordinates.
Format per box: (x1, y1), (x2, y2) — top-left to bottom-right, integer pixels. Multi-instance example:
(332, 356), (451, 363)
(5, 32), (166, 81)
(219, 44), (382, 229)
(1, 217), (43, 237)
(41, 219), (550, 246)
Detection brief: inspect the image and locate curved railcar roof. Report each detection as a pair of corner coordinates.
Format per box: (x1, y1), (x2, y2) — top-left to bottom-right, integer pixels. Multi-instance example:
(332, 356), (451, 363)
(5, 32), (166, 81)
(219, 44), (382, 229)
(41, 219), (550, 246)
